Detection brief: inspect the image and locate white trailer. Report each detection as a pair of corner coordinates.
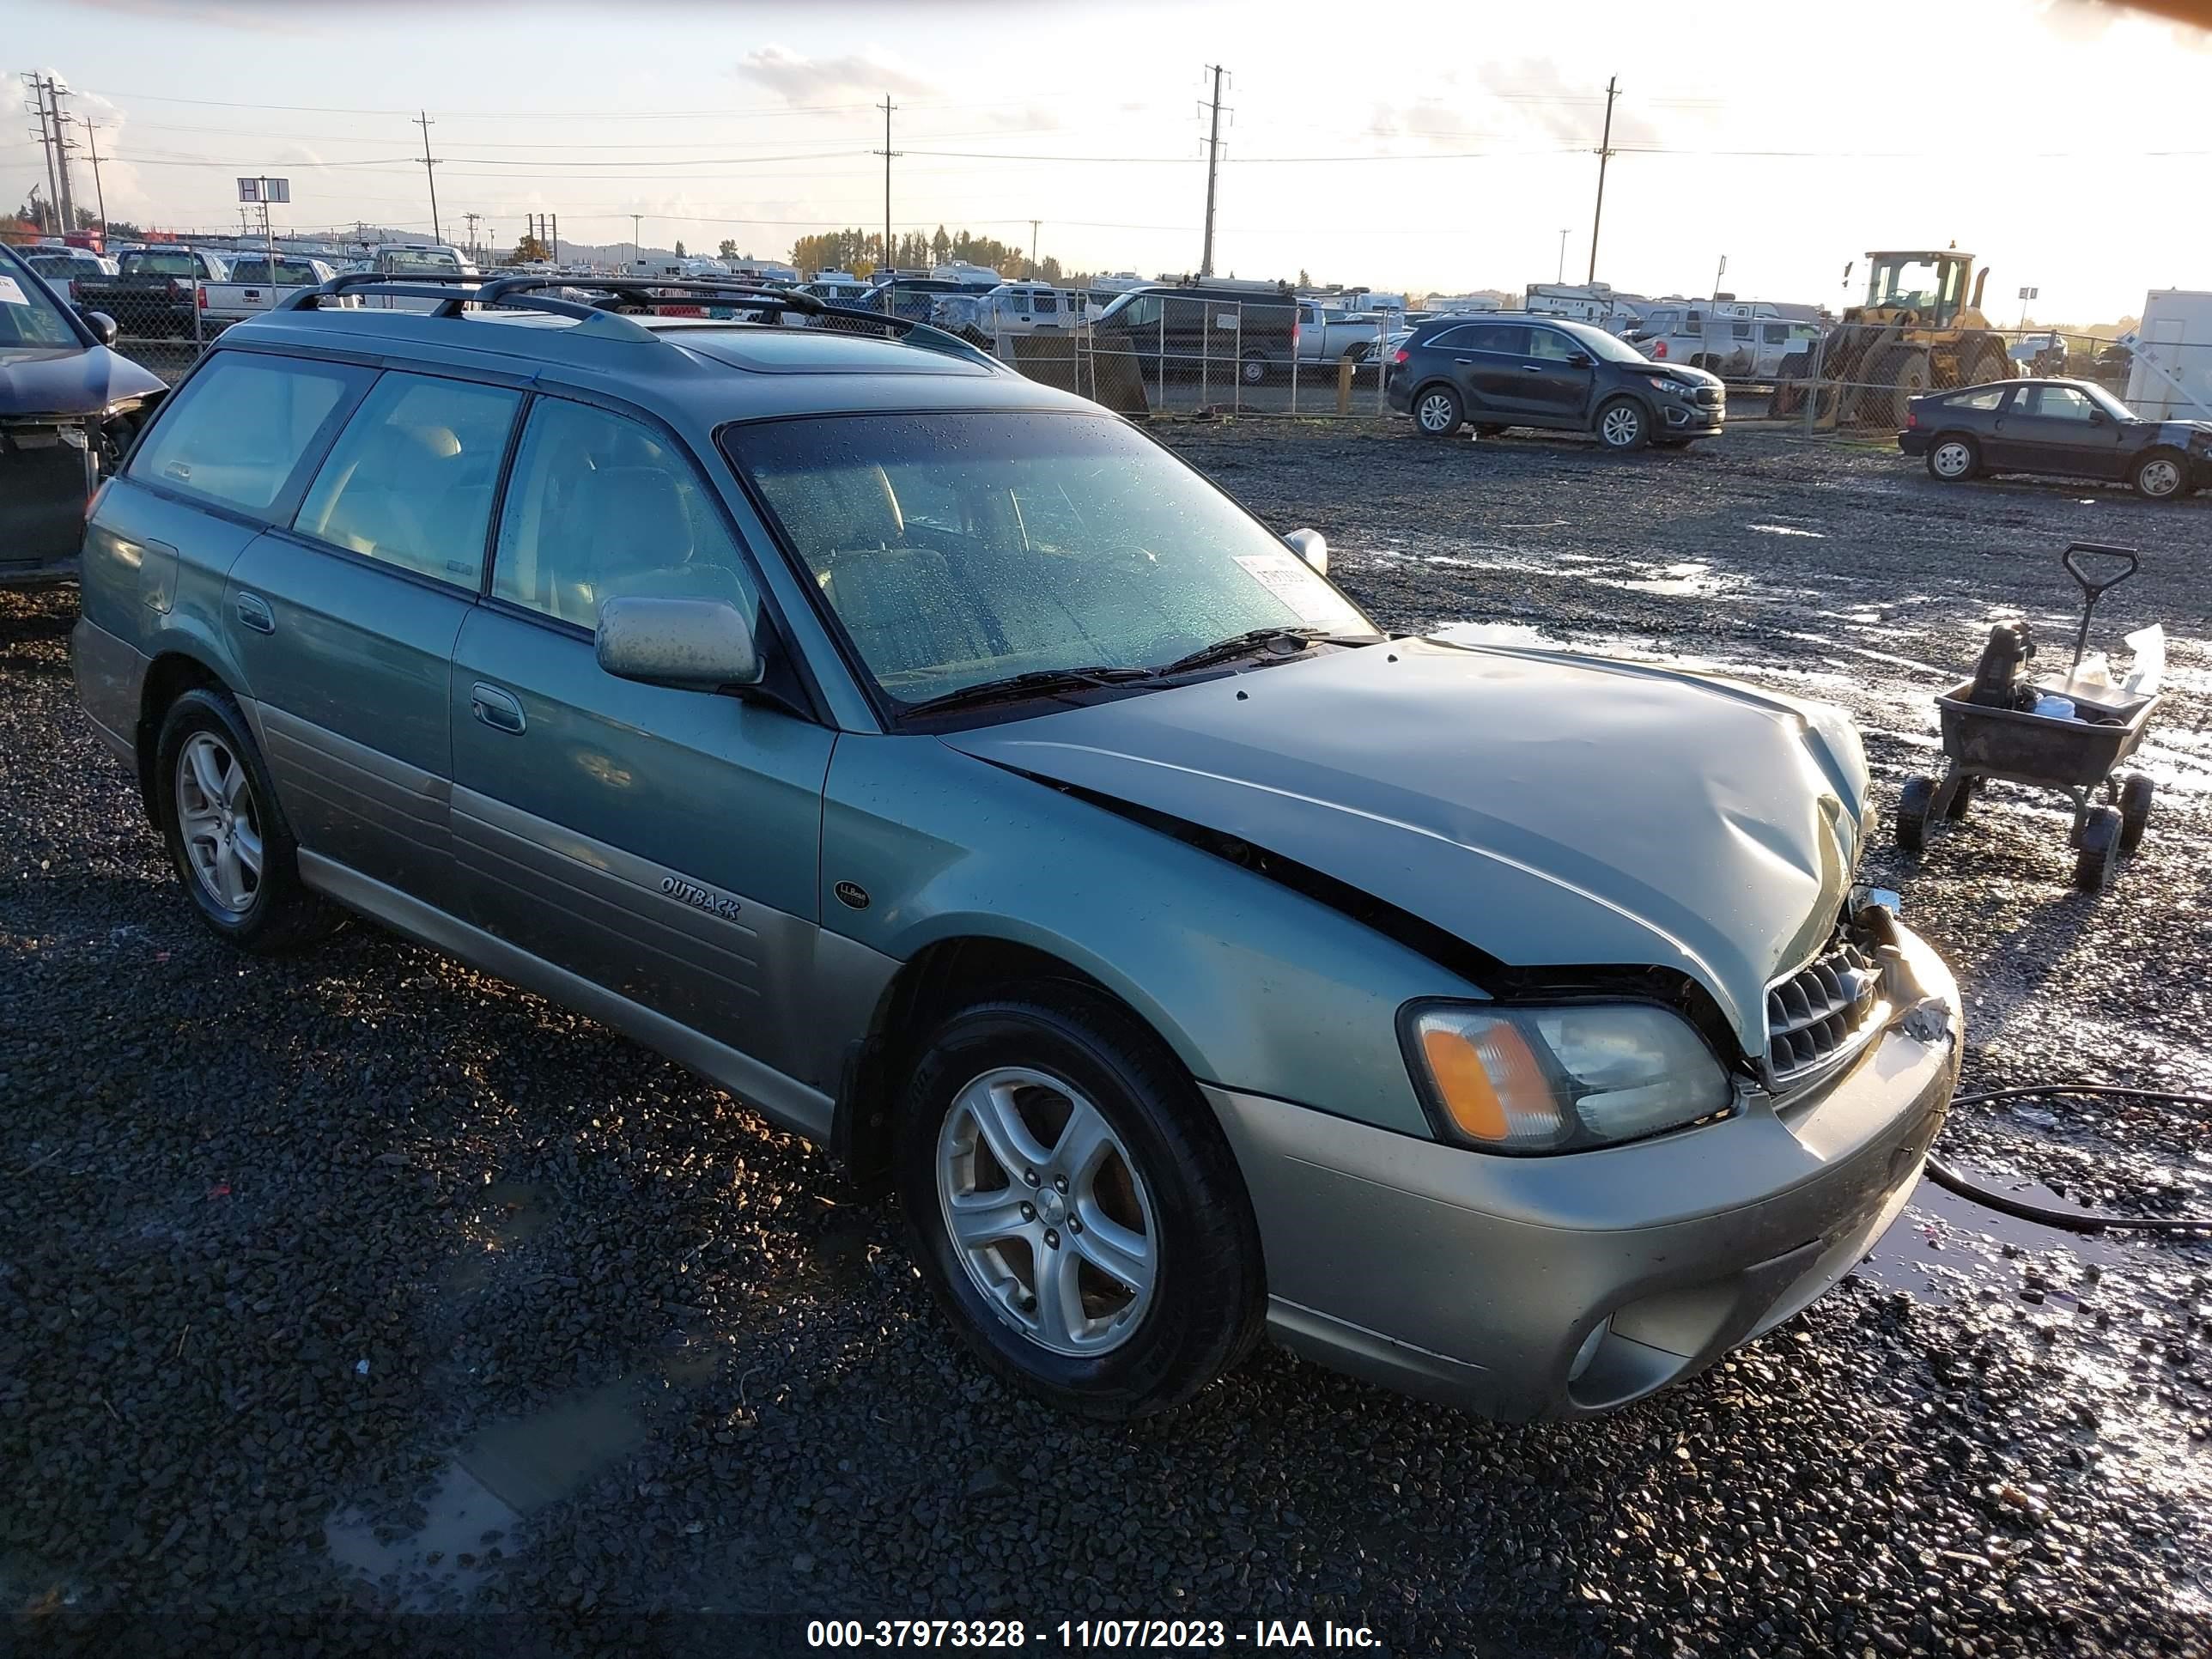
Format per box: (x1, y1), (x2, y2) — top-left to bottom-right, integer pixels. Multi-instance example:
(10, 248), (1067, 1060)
(2123, 289), (2212, 419)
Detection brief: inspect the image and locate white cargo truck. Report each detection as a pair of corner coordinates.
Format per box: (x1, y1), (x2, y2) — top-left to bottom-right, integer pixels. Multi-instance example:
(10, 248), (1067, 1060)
(2123, 289), (2212, 419)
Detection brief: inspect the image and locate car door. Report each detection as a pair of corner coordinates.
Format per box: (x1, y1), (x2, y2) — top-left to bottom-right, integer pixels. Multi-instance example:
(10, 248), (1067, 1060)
(1517, 325), (1600, 423)
(448, 392), (836, 1091)
(1431, 321), (1530, 415)
(229, 367), (523, 912)
(1990, 383), (2117, 477)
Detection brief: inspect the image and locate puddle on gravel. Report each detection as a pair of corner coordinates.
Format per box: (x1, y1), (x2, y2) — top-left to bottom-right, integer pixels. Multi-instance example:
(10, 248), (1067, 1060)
(324, 1374), (676, 1608)
(325, 1462), (520, 1613)
(1747, 522), (1828, 538)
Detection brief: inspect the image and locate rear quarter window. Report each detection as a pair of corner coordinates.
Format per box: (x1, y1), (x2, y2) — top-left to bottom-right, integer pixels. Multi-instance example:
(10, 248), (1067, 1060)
(1944, 387), (2007, 411)
(125, 353), (370, 517)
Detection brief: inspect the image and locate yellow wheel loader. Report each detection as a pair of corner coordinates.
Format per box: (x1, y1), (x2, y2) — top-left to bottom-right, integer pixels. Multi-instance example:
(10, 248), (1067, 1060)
(1771, 248), (2015, 428)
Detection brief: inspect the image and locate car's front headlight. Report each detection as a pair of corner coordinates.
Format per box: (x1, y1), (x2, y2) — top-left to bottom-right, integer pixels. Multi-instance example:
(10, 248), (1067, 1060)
(1403, 1001), (1735, 1154)
(1645, 374), (1698, 398)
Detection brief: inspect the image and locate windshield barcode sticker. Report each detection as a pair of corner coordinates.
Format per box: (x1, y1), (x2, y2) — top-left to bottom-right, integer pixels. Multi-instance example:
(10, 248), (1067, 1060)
(1233, 553), (1361, 628)
(0, 276), (28, 307)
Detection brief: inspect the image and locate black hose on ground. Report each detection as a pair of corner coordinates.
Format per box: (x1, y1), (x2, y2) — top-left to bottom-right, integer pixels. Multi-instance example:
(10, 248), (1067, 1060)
(1928, 1085), (2212, 1235)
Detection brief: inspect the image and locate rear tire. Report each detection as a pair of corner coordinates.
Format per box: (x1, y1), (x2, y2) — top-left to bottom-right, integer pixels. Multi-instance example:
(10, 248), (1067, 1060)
(1927, 434), (1980, 482)
(894, 990), (1264, 1419)
(153, 688), (340, 953)
(1594, 396), (1650, 452)
(1239, 352), (1269, 386)
(2132, 448), (2188, 501)
(1413, 384), (1464, 438)
(1865, 347), (1931, 428)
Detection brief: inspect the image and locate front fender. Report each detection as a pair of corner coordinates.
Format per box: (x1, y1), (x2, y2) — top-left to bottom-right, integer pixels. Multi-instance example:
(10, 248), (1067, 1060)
(820, 733), (1471, 1136)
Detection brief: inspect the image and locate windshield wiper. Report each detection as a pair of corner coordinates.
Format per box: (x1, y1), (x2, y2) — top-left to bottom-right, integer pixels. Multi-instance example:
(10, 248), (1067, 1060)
(1157, 626), (1331, 677)
(899, 664), (1160, 717)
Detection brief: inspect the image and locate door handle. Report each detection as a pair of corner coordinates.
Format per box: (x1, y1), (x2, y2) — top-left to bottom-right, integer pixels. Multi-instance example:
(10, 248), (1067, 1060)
(471, 683), (526, 735)
(1521, 363), (1544, 373)
(234, 592), (274, 634)
(1454, 357), (1474, 365)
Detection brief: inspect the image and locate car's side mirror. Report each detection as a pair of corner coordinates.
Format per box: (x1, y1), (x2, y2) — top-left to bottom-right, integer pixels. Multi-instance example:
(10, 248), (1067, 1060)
(596, 596), (763, 690)
(1284, 527), (1328, 575)
(1566, 351), (1592, 367)
(78, 308), (118, 347)
(2087, 410), (2107, 426)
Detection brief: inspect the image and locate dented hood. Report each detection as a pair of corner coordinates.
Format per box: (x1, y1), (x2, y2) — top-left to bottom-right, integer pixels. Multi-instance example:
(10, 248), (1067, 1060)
(944, 636), (1869, 1055)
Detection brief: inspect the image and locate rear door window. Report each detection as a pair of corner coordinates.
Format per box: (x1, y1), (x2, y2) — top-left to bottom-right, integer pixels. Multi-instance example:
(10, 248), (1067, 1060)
(294, 373), (521, 587)
(126, 352), (368, 516)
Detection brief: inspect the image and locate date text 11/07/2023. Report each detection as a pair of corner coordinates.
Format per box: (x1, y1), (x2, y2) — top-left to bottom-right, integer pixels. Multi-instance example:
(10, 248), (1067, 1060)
(805, 1619), (1385, 1650)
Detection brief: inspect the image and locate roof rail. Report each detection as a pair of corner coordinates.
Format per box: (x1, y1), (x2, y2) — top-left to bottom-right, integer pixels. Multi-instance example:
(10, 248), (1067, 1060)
(273, 270), (1001, 367)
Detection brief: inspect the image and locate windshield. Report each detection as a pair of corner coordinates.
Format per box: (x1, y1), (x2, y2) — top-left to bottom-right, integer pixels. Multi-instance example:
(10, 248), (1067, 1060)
(1868, 257), (1946, 312)
(730, 410), (1375, 708)
(1558, 320), (1647, 363)
(0, 256), (82, 349)
(2080, 381), (2136, 421)
(386, 249), (461, 275)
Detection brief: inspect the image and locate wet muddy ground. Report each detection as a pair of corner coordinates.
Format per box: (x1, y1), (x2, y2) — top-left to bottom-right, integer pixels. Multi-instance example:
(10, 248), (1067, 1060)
(3, 420), (2209, 1656)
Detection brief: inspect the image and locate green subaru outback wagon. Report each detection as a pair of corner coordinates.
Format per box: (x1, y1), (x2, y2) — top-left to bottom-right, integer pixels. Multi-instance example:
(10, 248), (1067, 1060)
(74, 275), (1960, 1421)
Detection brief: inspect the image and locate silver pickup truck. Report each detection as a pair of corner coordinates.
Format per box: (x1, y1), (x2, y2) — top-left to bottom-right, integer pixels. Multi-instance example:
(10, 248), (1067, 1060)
(1296, 300), (1385, 365)
(199, 256), (348, 328)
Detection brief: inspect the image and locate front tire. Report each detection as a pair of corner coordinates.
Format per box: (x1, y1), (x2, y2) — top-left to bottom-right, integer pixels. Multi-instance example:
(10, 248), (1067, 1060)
(2132, 448), (2188, 501)
(1413, 384), (1464, 437)
(1594, 395), (1650, 452)
(895, 992), (1263, 1419)
(1927, 434), (1980, 482)
(154, 688), (337, 953)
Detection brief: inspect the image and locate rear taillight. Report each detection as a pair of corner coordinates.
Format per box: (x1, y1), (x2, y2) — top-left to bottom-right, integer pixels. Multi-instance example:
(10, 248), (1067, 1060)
(197, 285), (208, 308)
(1392, 348), (1409, 365)
(1291, 321), (1301, 345)
(1905, 410), (1918, 428)
(1650, 340), (1668, 359)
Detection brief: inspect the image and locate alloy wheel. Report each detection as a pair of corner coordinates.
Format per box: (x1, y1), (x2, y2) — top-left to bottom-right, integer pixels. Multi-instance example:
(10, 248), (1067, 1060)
(174, 732), (264, 916)
(1932, 441), (1972, 479)
(1600, 404), (1643, 447)
(936, 1066), (1158, 1357)
(1416, 392), (1457, 433)
(2138, 458), (2181, 498)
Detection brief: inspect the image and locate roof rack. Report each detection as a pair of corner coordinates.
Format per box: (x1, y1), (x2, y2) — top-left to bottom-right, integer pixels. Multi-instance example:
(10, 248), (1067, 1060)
(277, 272), (1000, 367)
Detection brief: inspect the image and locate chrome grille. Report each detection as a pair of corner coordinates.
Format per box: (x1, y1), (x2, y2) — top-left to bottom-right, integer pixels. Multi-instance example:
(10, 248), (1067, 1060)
(1765, 939), (1882, 1085)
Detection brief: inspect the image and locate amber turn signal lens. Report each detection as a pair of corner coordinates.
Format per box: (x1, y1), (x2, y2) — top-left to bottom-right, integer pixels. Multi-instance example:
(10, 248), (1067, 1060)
(1419, 1020), (1557, 1144)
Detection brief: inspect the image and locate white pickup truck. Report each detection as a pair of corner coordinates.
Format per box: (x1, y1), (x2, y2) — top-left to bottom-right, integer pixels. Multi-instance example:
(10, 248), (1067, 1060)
(198, 255), (347, 328)
(1295, 301), (1385, 365)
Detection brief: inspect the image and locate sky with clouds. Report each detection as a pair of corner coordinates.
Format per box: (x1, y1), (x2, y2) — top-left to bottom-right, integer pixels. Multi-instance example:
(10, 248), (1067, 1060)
(5, 0), (2209, 320)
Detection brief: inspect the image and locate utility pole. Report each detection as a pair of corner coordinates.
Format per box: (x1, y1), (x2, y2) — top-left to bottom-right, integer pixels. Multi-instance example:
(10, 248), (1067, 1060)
(79, 116), (106, 242)
(44, 78), (79, 231)
(550, 213), (559, 265)
(413, 110), (441, 244)
(1587, 75), (1618, 287)
(1557, 228), (1569, 283)
(1029, 219), (1040, 280)
(22, 73), (62, 235)
(463, 210), (481, 264)
(874, 96), (898, 278)
(631, 212), (642, 269)
(1199, 65), (1230, 279)
(1712, 252), (1727, 301)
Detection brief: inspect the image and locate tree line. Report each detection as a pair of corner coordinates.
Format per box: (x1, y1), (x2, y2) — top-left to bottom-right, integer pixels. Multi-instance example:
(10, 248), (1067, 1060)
(788, 226), (1066, 283)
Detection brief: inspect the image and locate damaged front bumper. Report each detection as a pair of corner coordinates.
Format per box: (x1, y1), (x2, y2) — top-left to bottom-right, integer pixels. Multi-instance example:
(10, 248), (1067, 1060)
(1206, 915), (1960, 1420)
(1, 415), (96, 581)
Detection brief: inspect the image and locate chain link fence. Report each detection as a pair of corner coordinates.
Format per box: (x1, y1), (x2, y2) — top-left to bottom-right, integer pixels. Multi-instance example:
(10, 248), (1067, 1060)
(971, 295), (1395, 420)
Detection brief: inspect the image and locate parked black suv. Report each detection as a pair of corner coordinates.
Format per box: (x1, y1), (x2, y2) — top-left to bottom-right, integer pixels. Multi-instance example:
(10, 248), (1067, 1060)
(1386, 313), (1724, 451)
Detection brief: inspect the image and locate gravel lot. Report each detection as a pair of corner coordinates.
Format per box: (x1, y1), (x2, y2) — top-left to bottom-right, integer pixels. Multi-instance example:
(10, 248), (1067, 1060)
(4, 421), (2210, 1658)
